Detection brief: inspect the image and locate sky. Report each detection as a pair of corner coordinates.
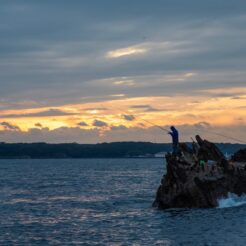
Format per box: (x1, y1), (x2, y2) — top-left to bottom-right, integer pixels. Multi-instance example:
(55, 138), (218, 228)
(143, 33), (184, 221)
(0, 0), (246, 143)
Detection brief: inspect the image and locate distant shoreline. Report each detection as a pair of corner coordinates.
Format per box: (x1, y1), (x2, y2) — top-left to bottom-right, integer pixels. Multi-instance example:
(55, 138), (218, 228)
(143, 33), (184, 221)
(0, 157), (165, 160)
(0, 142), (244, 159)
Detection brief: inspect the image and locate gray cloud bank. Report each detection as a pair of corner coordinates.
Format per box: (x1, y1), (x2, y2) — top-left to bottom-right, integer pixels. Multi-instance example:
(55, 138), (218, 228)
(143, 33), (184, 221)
(0, 122), (20, 131)
(0, 0), (246, 108)
(0, 109), (76, 118)
(0, 123), (245, 144)
(92, 120), (108, 127)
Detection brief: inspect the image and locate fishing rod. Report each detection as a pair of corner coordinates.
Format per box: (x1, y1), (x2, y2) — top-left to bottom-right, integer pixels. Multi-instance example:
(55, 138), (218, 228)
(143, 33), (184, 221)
(140, 118), (169, 132)
(124, 105), (246, 143)
(108, 106), (246, 144)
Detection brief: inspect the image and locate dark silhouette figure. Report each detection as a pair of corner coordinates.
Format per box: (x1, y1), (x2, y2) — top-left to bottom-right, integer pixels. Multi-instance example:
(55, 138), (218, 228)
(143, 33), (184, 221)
(168, 126), (179, 155)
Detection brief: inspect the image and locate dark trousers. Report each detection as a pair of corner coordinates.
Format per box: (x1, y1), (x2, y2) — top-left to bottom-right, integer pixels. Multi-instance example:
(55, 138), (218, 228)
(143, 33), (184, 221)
(172, 143), (180, 156)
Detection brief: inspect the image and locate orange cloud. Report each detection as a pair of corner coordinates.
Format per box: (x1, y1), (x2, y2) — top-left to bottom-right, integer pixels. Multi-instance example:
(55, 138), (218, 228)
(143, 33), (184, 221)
(0, 91), (245, 140)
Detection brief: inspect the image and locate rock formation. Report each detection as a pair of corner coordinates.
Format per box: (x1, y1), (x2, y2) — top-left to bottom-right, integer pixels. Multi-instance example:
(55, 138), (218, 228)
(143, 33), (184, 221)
(231, 148), (246, 162)
(153, 136), (246, 209)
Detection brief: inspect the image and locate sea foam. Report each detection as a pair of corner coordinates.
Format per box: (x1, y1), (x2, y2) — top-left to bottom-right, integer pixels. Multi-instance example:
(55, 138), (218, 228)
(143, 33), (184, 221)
(218, 193), (246, 208)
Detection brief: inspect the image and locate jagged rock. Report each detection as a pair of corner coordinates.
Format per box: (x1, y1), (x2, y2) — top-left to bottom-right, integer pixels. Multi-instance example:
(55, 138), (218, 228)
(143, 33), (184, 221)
(153, 136), (246, 209)
(231, 149), (246, 162)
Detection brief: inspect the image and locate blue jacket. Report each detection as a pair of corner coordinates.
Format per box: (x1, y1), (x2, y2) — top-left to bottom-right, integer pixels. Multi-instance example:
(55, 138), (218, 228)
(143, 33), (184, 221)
(169, 127), (179, 145)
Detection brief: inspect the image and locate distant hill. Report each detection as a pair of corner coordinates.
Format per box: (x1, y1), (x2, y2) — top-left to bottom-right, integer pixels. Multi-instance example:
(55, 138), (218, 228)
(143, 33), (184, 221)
(0, 142), (244, 159)
(216, 143), (246, 157)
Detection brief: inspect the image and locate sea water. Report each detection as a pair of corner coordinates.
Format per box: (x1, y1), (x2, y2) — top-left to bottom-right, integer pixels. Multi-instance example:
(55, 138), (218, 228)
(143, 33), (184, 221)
(0, 159), (245, 245)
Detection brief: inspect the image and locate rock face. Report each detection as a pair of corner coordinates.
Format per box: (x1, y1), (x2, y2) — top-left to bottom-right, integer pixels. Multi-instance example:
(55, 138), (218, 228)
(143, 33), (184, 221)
(231, 149), (246, 162)
(153, 136), (246, 209)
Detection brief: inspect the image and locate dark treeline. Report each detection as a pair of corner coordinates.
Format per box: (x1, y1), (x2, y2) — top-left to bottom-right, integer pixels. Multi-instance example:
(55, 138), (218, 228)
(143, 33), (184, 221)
(0, 142), (170, 159)
(0, 142), (244, 159)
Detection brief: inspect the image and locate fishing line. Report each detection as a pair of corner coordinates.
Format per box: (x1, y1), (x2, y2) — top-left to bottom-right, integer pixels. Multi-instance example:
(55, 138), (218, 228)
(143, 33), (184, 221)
(122, 105), (246, 144)
(194, 126), (246, 144)
(105, 106), (246, 144)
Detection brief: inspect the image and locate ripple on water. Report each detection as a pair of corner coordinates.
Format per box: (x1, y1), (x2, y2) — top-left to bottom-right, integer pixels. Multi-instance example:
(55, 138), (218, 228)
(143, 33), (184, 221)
(0, 159), (245, 245)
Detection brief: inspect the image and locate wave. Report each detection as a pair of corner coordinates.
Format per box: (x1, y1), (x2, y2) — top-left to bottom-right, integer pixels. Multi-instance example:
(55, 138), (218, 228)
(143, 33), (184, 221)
(217, 193), (246, 208)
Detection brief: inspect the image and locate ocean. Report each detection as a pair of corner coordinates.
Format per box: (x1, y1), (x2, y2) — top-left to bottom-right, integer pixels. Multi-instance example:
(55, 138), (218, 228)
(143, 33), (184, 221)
(0, 159), (245, 245)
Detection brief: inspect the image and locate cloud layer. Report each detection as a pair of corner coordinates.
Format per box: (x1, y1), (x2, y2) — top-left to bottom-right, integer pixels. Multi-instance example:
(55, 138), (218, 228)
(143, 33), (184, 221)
(0, 1), (245, 142)
(0, 123), (245, 144)
(1, 1), (246, 106)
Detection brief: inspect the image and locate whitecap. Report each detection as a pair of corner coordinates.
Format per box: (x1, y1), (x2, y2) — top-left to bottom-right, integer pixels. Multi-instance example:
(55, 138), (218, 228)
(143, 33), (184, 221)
(217, 193), (246, 208)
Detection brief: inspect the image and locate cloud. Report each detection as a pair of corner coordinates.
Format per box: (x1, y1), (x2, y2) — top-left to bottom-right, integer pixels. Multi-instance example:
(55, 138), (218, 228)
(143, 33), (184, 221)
(193, 121), (211, 129)
(129, 104), (160, 112)
(0, 122), (244, 143)
(122, 114), (135, 121)
(106, 45), (147, 58)
(113, 80), (135, 86)
(138, 123), (145, 127)
(0, 1), (246, 108)
(130, 105), (151, 109)
(1, 109), (76, 118)
(237, 117), (244, 121)
(110, 94), (125, 98)
(84, 107), (108, 111)
(0, 122), (20, 131)
(144, 107), (161, 112)
(232, 96), (246, 100)
(35, 123), (43, 128)
(77, 121), (88, 127)
(110, 125), (127, 130)
(0, 1), (245, 143)
(0, 127), (100, 143)
(84, 107), (108, 114)
(92, 120), (108, 127)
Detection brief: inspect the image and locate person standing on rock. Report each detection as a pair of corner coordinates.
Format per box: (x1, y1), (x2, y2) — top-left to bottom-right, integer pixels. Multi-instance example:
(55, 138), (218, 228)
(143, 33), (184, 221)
(168, 126), (179, 156)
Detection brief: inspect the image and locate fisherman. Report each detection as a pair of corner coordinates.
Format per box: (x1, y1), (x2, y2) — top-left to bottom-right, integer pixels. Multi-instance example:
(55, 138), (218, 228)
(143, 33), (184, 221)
(168, 126), (179, 156)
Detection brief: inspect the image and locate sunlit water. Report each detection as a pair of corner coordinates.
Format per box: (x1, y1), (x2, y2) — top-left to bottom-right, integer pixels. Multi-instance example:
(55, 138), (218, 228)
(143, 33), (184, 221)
(0, 159), (245, 245)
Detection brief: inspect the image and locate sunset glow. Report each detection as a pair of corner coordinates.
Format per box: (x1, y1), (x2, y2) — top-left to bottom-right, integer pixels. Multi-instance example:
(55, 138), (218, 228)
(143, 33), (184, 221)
(0, 1), (245, 143)
(0, 91), (245, 142)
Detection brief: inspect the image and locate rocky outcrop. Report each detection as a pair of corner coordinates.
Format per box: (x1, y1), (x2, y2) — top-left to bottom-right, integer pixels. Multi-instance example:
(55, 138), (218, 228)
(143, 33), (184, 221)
(231, 149), (246, 162)
(153, 136), (246, 209)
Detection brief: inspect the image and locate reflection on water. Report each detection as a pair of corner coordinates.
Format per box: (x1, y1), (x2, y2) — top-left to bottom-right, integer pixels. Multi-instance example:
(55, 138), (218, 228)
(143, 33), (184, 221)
(0, 159), (245, 245)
